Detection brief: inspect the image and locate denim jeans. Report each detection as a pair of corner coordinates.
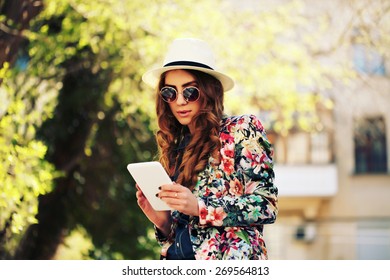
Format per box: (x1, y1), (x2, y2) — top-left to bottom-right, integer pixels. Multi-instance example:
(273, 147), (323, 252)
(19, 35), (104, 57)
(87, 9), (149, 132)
(166, 214), (195, 260)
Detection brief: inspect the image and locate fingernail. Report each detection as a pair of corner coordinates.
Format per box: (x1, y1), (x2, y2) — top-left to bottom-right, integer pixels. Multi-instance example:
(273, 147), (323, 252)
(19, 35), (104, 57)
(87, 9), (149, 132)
(155, 193), (159, 197)
(158, 186), (161, 190)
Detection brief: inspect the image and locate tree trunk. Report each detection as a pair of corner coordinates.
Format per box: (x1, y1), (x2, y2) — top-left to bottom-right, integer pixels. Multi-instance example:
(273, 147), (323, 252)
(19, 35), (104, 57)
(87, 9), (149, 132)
(14, 52), (112, 259)
(14, 179), (70, 259)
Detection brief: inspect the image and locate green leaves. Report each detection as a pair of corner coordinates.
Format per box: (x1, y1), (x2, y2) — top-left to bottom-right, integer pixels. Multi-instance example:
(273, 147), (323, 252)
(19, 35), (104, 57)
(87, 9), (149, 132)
(236, 229), (250, 245)
(0, 100), (57, 254)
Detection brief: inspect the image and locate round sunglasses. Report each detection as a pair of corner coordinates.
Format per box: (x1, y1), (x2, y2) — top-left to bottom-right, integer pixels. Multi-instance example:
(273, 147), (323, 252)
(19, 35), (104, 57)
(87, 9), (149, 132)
(160, 86), (200, 103)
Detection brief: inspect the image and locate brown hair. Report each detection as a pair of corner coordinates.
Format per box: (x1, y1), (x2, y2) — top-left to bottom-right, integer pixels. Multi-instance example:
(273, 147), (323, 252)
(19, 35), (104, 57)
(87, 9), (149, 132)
(155, 70), (224, 189)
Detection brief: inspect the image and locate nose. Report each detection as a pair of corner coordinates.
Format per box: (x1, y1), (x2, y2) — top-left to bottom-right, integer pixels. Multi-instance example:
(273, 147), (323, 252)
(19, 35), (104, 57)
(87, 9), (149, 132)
(175, 90), (188, 105)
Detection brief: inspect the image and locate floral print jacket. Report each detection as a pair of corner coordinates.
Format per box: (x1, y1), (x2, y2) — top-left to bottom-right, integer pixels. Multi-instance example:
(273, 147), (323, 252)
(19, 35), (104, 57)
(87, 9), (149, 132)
(156, 114), (278, 260)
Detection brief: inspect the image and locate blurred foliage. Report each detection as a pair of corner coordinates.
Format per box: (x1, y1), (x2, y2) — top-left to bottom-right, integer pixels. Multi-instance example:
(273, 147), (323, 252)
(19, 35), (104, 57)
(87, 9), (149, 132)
(0, 0), (388, 259)
(54, 225), (94, 260)
(0, 65), (59, 257)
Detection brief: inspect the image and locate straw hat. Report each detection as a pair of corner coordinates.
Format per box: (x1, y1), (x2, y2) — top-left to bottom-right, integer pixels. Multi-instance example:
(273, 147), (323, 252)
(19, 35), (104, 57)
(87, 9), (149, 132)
(142, 38), (234, 91)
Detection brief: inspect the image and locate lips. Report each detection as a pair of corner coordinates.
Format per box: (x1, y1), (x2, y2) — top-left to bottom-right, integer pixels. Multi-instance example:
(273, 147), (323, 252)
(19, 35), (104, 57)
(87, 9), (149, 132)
(177, 110), (191, 117)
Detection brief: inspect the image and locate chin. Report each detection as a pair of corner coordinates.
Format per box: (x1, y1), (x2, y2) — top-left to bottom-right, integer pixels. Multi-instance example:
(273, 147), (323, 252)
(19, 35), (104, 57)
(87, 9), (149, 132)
(178, 120), (191, 126)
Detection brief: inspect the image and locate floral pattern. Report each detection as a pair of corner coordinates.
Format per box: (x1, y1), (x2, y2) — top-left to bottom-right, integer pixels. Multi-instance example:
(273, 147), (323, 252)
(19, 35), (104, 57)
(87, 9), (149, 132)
(156, 114), (278, 260)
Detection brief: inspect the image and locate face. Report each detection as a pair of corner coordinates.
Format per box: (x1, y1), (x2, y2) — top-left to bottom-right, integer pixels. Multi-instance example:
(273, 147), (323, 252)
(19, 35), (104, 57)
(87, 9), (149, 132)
(163, 70), (201, 134)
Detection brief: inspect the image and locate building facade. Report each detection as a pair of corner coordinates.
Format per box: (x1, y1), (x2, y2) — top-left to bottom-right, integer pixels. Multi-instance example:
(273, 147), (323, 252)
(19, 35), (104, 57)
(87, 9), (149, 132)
(263, 0), (390, 260)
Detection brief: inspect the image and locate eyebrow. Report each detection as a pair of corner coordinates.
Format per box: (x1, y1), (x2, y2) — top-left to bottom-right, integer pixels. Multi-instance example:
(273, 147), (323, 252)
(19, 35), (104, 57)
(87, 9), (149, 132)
(164, 80), (198, 88)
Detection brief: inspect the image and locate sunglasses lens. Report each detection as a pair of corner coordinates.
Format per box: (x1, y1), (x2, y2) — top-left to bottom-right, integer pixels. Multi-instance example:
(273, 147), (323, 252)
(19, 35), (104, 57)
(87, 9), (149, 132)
(160, 87), (177, 102)
(183, 87), (200, 102)
(160, 86), (200, 103)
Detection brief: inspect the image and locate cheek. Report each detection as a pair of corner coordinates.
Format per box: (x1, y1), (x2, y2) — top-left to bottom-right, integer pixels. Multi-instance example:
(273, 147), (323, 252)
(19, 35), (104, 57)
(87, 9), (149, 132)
(168, 103), (176, 112)
(192, 102), (201, 115)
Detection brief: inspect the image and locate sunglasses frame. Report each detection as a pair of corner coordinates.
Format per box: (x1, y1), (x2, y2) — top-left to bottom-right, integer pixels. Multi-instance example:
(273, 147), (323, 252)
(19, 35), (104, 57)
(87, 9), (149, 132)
(159, 86), (200, 103)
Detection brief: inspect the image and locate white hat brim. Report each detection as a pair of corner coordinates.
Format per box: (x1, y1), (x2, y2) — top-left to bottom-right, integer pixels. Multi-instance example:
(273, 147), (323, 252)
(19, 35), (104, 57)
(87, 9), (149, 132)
(142, 65), (234, 92)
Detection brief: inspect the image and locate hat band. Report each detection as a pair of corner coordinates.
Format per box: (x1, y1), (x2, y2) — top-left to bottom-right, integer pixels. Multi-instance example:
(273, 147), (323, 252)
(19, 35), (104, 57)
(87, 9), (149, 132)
(164, 61), (214, 70)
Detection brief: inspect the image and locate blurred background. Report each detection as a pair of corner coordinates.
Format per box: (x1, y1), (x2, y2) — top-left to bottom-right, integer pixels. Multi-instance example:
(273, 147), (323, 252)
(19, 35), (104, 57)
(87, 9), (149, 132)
(0, 0), (389, 260)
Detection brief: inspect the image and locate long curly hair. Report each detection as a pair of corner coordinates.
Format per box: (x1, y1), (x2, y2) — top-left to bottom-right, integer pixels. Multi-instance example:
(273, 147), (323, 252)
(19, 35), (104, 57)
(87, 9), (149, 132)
(155, 69), (224, 190)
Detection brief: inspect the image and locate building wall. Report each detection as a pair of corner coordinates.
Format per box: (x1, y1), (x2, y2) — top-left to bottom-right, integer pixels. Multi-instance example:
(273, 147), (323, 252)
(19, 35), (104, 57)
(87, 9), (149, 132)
(264, 0), (390, 260)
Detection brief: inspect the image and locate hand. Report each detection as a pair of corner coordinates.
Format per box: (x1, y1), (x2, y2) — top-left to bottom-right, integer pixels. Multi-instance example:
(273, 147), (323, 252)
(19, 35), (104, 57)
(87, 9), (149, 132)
(135, 184), (171, 236)
(157, 182), (199, 217)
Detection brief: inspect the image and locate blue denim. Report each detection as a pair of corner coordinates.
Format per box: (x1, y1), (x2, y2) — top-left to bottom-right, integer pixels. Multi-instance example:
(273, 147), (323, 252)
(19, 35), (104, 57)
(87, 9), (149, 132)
(166, 214), (195, 260)
(165, 131), (195, 260)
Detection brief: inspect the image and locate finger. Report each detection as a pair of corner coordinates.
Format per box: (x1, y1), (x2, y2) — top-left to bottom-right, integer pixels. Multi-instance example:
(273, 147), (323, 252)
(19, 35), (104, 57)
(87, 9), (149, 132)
(161, 197), (188, 212)
(157, 190), (177, 199)
(159, 183), (181, 192)
(136, 190), (146, 200)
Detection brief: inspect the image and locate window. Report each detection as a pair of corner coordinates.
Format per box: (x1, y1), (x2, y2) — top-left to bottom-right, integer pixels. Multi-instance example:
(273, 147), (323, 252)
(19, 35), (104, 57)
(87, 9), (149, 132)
(287, 132), (309, 164)
(353, 44), (386, 75)
(311, 131), (332, 164)
(354, 116), (388, 173)
(352, 27), (386, 76)
(357, 220), (390, 260)
(273, 131), (333, 165)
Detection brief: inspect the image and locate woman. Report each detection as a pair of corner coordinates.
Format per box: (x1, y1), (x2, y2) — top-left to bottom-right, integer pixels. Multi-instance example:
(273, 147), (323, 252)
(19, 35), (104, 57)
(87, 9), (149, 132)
(136, 38), (278, 260)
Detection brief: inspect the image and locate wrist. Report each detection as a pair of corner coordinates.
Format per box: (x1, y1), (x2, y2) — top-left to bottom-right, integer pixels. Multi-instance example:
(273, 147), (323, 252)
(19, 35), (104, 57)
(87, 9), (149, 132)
(155, 216), (172, 237)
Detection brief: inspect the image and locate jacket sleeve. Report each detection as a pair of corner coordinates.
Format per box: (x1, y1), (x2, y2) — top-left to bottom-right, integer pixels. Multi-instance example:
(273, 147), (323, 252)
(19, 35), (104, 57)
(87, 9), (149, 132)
(198, 115), (278, 227)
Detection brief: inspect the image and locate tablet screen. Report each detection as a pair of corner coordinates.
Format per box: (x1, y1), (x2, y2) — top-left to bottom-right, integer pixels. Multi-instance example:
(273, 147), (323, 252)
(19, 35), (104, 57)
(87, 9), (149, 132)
(127, 161), (172, 211)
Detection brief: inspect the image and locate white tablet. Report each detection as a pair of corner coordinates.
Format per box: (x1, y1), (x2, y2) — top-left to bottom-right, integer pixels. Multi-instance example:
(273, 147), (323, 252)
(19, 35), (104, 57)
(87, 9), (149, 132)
(127, 161), (172, 211)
